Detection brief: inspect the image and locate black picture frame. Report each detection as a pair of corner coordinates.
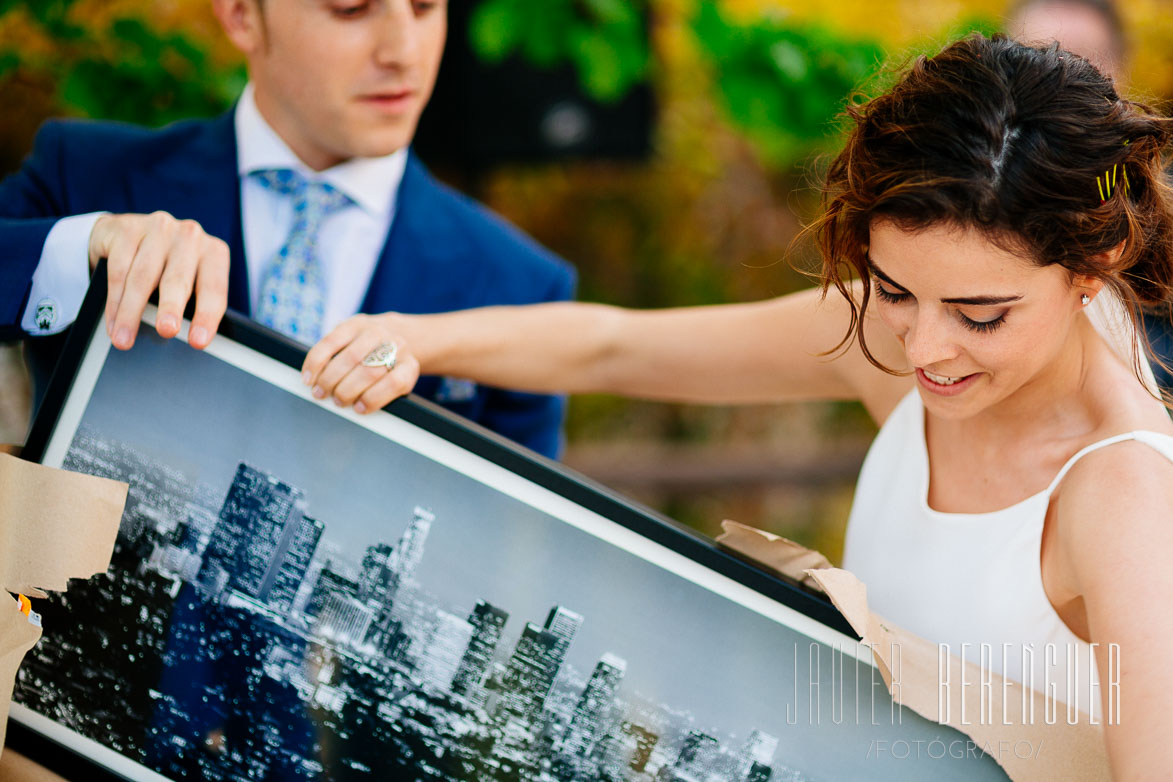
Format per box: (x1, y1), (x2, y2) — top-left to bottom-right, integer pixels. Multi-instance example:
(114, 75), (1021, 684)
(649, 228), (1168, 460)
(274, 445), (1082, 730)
(6, 270), (1007, 782)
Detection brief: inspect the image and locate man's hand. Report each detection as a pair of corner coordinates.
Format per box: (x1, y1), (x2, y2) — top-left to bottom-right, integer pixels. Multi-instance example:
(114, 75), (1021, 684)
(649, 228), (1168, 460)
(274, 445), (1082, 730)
(89, 212), (229, 350)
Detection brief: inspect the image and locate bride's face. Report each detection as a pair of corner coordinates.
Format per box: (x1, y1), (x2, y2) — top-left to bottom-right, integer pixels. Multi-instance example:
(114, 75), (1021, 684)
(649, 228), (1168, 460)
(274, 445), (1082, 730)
(866, 219), (1098, 419)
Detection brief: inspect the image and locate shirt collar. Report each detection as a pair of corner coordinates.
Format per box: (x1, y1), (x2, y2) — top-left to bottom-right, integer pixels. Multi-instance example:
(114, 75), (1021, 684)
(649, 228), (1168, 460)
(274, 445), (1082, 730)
(234, 83), (406, 220)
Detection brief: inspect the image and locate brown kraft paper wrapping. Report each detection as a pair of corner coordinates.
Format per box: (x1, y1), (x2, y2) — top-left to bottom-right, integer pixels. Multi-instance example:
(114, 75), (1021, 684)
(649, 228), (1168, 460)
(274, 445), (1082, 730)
(716, 520), (1111, 782)
(0, 599), (42, 760)
(0, 742), (68, 782)
(0, 452), (127, 756)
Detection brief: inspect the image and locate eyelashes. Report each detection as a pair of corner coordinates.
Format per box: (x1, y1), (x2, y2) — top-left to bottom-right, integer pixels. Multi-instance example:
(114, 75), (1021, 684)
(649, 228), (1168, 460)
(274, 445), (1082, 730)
(872, 282), (908, 305)
(331, 2), (369, 18)
(872, 282), (1007, 333)
(961, 312), (1006, 333)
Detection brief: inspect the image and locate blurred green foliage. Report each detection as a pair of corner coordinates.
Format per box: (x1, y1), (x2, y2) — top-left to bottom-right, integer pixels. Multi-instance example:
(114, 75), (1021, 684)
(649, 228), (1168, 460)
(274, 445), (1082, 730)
(0, 0), (243, 127)
(469, 0), (650, 104)
(464, 2), (1004, 170)
(468, 0), (889, 169)
(691, 3), (884, 169)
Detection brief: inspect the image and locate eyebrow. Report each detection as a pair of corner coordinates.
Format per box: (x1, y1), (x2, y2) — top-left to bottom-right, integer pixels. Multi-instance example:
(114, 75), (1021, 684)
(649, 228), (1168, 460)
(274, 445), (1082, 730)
(867, 257), (1024, 306)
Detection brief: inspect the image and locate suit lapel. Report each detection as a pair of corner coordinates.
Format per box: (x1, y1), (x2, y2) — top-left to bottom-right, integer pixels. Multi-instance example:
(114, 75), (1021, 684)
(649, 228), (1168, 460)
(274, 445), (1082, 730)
(126, 112), (251, 314)
(360, 152), (489, 316)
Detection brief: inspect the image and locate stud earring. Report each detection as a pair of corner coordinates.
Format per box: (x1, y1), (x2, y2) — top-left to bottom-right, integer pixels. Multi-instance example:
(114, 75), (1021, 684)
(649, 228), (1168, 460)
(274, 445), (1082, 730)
(1081, 294), (1090, 306)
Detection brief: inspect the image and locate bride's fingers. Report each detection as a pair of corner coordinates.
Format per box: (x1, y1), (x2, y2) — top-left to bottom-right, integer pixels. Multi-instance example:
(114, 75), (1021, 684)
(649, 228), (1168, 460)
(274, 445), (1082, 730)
(312, 329), (393, 400)
(331, 350), (406, 407)
(302, 315), (365, 386)
(352, 355), (421, 414)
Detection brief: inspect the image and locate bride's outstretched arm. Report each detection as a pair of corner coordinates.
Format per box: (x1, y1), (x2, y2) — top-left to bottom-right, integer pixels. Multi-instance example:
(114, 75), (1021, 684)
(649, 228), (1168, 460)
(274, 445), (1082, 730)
(300, 286), (908, 415)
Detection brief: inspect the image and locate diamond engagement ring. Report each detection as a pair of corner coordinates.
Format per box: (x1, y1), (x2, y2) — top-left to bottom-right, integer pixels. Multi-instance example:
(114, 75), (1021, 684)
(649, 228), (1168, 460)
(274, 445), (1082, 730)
(361, 341), (399, 370)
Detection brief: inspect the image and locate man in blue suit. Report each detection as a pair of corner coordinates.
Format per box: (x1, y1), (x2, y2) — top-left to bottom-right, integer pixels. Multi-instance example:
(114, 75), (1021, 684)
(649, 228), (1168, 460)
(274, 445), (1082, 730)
(0, 0), (576, 459)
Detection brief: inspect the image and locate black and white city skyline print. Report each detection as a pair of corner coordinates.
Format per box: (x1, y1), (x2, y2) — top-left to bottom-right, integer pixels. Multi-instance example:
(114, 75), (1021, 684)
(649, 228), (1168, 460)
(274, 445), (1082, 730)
(14, 331), (1008, 781)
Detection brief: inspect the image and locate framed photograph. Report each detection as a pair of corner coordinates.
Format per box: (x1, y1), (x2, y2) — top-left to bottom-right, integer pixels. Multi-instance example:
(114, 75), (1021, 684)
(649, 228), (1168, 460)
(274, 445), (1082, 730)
(7, 277), (1008, 781)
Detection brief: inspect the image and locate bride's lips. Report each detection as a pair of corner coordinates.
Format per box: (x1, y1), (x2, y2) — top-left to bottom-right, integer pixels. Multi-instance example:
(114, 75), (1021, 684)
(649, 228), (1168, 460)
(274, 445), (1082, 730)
(916, 367), (981, 396)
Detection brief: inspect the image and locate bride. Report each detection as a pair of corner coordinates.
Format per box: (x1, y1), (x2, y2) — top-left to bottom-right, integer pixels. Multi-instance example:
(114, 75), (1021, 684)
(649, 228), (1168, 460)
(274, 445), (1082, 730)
(302, 34), (1173, 777)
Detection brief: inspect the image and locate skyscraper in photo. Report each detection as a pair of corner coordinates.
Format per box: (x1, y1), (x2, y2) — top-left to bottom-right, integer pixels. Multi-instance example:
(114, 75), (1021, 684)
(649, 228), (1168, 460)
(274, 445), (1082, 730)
(358, 543), (395, 605)
(738, 730), (779, 779)
(267, 515), (325, 613)
(623, 721), (659, 774)
(495, 623), (562, 728)
(745, 760), (774, 782)
(494, 604), (583, 730)
(386, 506), (435, 595)
(362, 507), (437, 658)
(543, 605), (584, 661)
(595, 721), (660, 781)
(170, 520), (200, 554)
(561, 653), (627, 760)
(419, 610), (475, 692)
(451, 600), (509, 700)
(306, 565), (360, 620)
(198, 463), (308, 602)
(179, 502), (217, 553)
(670, 730), (721, 781)
(367, 613), (410, 662)
(316, 593), (376, 649)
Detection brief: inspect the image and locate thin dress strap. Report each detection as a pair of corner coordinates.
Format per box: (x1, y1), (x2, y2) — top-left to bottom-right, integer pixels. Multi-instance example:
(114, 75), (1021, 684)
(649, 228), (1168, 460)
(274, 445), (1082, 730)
(1045, 432), (1140, 496)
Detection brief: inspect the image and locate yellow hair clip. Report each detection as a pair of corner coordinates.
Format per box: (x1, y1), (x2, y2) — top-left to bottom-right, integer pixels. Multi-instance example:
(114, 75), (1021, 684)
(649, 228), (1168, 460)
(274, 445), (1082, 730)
(1097, 163), (1130, 203)
(1097, 140), (1132, 204)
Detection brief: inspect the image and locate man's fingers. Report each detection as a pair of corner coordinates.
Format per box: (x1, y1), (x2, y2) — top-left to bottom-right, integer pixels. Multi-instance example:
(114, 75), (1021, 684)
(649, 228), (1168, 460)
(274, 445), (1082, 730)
(354, 355), (420, 414)
(101, 223), (145, 339)
(302, 317), (366, 386)
(188, 237), (230, 349)
(110, 223), (170, 349)
(88, 213), (123, 272)
(93, 212), (229, 351)
(155, 223), (203, 338)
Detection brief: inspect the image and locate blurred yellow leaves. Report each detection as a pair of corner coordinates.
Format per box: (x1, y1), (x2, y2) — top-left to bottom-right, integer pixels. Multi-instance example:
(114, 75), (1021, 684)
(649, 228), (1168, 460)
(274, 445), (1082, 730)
(1125, 0), (1173, 100)
(0, 6), (56, 61)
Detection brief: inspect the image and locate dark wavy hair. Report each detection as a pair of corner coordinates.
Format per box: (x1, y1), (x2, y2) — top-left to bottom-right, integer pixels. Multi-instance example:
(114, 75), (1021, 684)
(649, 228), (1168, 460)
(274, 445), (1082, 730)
(813, 33), (1173, 389)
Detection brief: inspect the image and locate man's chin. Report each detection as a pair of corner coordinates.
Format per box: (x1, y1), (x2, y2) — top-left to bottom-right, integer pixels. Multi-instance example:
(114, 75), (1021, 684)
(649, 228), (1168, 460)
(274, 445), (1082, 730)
(341, 124), (417, 160)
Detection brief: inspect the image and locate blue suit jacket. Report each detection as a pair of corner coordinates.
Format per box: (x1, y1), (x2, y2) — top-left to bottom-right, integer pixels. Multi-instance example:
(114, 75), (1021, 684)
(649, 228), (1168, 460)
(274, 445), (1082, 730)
(0, 114), (576, 458)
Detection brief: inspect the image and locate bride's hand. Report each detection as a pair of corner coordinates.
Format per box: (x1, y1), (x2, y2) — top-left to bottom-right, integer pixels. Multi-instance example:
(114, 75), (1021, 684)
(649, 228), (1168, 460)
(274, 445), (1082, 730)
(301, 313), (422, 414)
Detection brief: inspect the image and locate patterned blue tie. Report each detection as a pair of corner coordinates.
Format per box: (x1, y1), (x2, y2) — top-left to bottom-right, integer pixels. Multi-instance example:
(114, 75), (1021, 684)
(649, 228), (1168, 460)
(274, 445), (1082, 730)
(252, 169), (354, 343)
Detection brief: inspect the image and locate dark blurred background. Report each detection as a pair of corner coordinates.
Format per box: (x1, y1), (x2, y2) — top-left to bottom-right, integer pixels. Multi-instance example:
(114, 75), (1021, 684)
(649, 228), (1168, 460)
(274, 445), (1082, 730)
(2, 0), (1171, 558)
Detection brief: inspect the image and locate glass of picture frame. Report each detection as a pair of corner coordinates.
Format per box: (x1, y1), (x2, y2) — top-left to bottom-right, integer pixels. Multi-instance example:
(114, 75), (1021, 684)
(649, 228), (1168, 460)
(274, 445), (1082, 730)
(6, 277), (1009, 781)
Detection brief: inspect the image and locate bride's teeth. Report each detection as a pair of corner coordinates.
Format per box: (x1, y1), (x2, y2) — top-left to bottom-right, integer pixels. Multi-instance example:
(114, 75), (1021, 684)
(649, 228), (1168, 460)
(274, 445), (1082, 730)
(925, 370), (963, 385)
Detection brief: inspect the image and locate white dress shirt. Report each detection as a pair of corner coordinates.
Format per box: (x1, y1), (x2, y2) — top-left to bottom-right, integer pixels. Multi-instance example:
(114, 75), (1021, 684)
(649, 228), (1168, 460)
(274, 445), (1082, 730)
(22, 83), (408, 343)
